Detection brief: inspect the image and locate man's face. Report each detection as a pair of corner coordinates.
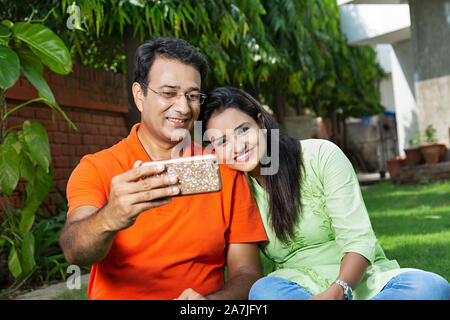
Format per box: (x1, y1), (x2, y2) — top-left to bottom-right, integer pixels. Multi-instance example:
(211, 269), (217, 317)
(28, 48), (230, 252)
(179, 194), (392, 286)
(134, 57), (202, 144)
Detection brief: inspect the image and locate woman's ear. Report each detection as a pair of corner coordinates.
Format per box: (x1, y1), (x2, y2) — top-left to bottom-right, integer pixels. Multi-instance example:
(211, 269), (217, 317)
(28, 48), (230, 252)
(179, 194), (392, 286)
(257, 112), (266, 129)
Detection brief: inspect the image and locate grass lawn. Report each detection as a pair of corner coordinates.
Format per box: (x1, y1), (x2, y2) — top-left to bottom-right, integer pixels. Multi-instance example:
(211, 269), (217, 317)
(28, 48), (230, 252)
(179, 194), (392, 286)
(52, 283), (88, 300)
(361, 180), (450, 281)
(53, 180), (450, 299)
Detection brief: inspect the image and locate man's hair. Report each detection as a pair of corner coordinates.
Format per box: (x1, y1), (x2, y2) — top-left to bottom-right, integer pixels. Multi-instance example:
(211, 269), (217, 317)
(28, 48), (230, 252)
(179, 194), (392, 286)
(133, 36), (209, 95)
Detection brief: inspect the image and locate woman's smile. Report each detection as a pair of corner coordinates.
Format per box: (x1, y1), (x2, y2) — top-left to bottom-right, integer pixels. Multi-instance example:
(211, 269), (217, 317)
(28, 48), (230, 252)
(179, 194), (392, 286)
(234, 146), (256, 162)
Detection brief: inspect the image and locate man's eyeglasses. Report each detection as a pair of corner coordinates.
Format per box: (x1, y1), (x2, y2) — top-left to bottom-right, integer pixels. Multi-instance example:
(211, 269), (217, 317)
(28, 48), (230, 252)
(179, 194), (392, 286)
(144, 84), (207, 106)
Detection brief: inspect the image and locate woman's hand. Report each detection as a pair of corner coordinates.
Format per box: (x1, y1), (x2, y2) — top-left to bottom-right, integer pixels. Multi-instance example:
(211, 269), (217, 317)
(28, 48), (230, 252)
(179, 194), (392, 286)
(309, 252), (369, 300)
(308, 283), (345, 300)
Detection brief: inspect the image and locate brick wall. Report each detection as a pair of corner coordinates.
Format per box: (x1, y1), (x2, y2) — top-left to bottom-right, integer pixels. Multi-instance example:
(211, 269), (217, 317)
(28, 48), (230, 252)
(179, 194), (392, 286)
(4, 64), (130, 215)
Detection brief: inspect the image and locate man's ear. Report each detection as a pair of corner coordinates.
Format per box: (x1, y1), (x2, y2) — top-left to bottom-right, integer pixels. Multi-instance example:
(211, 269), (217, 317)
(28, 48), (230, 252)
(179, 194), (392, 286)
(257, 112), (266, 129)
(132, 82), (145, 113)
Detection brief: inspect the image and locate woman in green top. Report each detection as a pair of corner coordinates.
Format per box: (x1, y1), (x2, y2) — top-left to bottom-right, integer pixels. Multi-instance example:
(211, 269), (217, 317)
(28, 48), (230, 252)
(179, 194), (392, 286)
(200, 86), (450, 300)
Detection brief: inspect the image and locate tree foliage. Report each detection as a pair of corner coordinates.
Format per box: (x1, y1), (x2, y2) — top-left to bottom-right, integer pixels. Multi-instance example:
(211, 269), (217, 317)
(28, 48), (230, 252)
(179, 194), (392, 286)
(1, 0), (386, 136)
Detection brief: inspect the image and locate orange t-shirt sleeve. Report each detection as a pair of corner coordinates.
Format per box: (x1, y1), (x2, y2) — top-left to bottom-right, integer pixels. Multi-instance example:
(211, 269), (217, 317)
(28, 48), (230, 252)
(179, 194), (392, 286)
(66, 157), (108, 216)
(225, 172), (268, 243)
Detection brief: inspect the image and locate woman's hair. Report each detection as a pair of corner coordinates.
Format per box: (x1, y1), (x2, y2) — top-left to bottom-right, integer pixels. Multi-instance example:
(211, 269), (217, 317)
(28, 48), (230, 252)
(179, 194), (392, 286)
(200, 86), (303, 243)
(133, 36), (209, 96)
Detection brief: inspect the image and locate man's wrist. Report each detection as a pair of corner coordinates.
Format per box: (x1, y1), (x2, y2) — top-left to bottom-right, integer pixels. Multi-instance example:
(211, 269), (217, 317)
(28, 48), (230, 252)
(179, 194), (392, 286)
(96, 203), (119, 234)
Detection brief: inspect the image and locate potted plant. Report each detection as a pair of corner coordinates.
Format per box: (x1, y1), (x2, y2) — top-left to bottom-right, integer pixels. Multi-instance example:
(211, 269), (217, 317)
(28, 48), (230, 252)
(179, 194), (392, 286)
(386, 156), (407, 178)
(419, 125), (446, 164)
(404, 131), (424, 167)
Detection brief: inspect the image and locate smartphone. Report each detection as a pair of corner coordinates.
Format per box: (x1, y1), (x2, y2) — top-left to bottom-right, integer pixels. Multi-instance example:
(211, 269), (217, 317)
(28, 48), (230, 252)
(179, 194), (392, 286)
(141, 154), (222, 196)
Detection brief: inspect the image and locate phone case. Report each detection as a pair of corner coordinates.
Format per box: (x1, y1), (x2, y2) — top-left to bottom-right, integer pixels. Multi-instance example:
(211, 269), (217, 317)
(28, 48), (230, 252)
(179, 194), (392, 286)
(142, 154), (222, 196)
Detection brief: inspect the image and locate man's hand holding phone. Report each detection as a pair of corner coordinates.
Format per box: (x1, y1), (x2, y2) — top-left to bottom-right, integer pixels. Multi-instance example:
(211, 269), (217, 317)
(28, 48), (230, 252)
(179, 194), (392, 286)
(101, 160), (180, 232)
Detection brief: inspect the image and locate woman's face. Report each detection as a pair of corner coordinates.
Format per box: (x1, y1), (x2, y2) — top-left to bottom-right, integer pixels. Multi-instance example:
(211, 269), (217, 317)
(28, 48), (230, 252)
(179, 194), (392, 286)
(206, 107), (266, 173)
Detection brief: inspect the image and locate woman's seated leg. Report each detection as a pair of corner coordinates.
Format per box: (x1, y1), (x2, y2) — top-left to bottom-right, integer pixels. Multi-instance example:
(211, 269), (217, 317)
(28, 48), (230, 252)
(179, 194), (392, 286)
(249, 276), (314, 300)
(371, 270), (450, 300)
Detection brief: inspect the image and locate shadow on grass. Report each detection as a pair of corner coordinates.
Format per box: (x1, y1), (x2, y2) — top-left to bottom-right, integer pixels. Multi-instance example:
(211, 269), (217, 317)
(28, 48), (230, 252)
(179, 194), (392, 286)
(383, 242), (450, 282)
(370, 210), (450, 237)
(363, 192), (450, 212)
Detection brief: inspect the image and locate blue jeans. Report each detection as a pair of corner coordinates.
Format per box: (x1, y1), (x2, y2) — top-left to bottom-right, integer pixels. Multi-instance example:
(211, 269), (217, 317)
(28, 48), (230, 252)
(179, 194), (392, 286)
(249, 270), (450, 300)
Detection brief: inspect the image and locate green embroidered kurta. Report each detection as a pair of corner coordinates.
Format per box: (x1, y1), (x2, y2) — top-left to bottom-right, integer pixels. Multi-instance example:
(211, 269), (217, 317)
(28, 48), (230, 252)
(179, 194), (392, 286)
(247, 139), (416, 300)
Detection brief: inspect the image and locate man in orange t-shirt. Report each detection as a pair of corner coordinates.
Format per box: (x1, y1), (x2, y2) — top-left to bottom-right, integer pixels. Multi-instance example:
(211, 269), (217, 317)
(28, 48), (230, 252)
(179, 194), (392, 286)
(59, 36), (267, 300)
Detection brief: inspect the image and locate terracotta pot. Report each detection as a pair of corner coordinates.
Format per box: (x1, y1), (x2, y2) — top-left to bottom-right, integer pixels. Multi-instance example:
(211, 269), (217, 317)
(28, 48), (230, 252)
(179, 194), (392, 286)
(420, 143), (446, 164)
(386, 157), (407, 177)
(438, 144), (446, 161)
(404, 147), (423, 167)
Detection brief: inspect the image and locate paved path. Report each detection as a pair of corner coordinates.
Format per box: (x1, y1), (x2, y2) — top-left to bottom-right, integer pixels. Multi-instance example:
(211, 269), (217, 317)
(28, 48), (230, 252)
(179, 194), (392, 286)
(14, 274), (90, 300)
(357, 172), (390, 187)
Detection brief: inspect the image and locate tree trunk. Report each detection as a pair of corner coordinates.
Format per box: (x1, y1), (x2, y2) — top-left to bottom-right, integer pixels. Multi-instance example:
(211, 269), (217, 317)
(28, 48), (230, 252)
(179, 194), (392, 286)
(337, 113), (344, 150)
(336, 113), (341, 148)
(272, 86), (286, 127)
(312, 98), (321, 118)
(294, 94), (302, 116)
(342, 115), (347, 152)
(123, 28), (142, 131)
(330, 110), (345, 150)
(330, 108), (338, 145)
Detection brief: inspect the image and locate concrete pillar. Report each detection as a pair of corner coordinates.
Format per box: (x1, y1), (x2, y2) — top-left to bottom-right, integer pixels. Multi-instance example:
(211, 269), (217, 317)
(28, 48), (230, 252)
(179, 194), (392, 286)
(409, 0), (450, 153)
(390, 39), (419, 155)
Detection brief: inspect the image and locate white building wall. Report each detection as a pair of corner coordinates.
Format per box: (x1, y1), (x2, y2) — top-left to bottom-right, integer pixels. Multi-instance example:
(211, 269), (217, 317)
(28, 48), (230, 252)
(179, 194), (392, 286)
(339, 4), (411, 45)
(375, 44), (395, 113)
(379, 74), (395, 113)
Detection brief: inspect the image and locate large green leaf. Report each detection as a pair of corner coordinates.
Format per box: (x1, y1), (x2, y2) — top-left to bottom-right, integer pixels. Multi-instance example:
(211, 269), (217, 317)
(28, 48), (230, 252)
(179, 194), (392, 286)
(19, 148), (35, 182)
(1, 20), (13, 29)
(22, 121), (51, 173)
(16, 129), (38, 180)
(13, 128), (35, 181)
(0, 24), (9, 36)
(0, 45), (20, 89)
(0, 24), (11, 46)
(21, 232), (36, 275)
(8, 246), (22, 279)
(0, 142), (20, 195)
(3, 131), (22, 155)
(12, 22), (72, 75)
(19, 165), (53, 234)
(17, 49), (55, 103)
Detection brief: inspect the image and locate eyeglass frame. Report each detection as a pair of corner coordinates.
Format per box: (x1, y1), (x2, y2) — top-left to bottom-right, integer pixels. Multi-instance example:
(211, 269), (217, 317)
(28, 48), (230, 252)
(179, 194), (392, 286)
(140, 83), (207, 106)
